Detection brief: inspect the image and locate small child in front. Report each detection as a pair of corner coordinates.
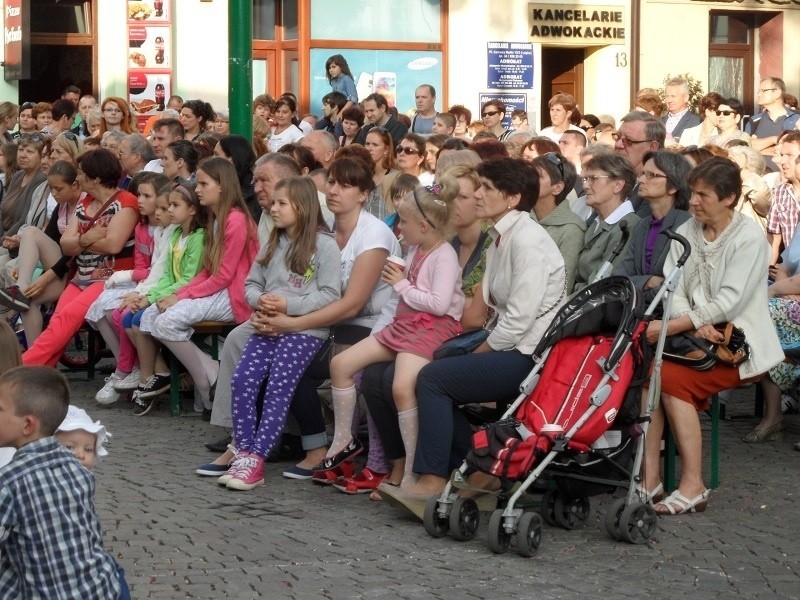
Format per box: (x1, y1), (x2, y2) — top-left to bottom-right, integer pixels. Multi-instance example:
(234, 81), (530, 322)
(0, 366), (126, 599)
(55, 405), (111, 470)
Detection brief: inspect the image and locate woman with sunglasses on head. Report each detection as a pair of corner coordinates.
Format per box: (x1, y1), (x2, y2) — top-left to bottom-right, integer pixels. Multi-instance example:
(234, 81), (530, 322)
(613, 150), (692, 302)
(530, 153), (586, 291)
(395, 133), (433, 187)
(708, 98), (751, 148)
(572, 153), (640, 292)
(0, 135), (48, 277)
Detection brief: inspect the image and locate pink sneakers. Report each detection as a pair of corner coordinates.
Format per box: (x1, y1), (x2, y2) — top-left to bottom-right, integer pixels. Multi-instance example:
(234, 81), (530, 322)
(226, 455), (265, 491)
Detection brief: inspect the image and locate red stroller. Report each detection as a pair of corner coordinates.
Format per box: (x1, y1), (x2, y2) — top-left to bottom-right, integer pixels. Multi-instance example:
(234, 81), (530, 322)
(423, 231), (692, 557)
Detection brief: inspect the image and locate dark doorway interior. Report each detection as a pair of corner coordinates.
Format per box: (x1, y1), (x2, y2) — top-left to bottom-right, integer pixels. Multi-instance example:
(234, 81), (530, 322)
(18, 45), (92, 103)
(540, 48), (585, 129)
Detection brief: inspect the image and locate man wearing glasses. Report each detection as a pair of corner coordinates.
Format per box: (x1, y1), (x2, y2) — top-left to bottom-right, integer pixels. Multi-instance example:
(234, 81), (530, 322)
(613, 111), (665, 215)
(747, 77), (800, 165)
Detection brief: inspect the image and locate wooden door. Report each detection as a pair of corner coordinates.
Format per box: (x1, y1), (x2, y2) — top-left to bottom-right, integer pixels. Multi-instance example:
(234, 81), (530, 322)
(540, 48), (585, 129)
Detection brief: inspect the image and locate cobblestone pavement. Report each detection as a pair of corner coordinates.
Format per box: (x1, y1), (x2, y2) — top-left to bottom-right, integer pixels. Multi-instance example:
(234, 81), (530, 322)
(65, 369), (799, 600)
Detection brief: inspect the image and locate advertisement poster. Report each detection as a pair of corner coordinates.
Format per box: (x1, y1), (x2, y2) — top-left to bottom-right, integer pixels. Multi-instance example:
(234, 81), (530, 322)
(127, 0), (170, 24)
(487, 42), (533, 90)
(3, 0), (30, 81)
(127, 0), (172, 129)
(478, 93), (527, 129)
(309, 49), (443, 116)
(129, 26), (171, 70)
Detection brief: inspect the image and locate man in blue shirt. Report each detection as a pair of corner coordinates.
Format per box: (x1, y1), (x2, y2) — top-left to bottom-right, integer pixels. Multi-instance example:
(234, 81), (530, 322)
(747, 77), (800, 171)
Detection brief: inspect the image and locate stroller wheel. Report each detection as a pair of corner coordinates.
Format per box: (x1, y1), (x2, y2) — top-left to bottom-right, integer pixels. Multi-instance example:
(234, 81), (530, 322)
(619, 502), (658, 544)
(540, 488), (559, 527)
(487, 509), (513, 554)
(604, 497), (627, 541)
(553, 495), (591, 530)
(423, 497), (450, 538)
(449, 497), (479, 541)
(515, 512), (543, 558)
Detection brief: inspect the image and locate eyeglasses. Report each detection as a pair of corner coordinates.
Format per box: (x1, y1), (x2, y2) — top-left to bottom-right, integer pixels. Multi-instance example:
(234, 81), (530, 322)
(715, 110), (738, 116)
(482, 110), (501, 118)
(543, 152), (565, 181)
(611, 132), (649, 146)
(396, 145), (419, 156)
(638, 170), (668, 180)
(758, 88), (778, 93)
(581, 174), (611, 184)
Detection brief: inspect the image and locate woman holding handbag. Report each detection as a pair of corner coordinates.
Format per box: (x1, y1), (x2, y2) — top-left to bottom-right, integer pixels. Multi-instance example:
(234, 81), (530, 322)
(643, 157), (783, 515)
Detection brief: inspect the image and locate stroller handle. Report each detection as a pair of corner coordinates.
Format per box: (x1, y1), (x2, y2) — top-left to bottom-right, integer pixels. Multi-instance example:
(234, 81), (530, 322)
(607, 220), (631, 264)
(660, 229), (692, 267)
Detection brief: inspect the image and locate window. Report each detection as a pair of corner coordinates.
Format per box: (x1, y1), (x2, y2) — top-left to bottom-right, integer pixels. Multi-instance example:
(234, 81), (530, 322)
(310, 0), (441, 43)
(30, 0), (90, 34)
(709, 12), (754, 113)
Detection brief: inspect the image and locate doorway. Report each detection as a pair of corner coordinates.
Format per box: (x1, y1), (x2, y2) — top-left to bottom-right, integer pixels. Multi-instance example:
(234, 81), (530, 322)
(18, 45), (92, 102)
(540, 48), (585, 129)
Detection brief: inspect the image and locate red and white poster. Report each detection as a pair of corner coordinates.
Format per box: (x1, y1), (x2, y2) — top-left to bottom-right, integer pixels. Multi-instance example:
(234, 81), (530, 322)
(127, 1), (173, 129)
(3, 0), (30, 81)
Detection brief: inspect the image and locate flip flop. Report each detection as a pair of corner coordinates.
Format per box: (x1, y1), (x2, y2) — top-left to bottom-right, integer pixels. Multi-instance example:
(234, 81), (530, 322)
(654, 488), (710, 515)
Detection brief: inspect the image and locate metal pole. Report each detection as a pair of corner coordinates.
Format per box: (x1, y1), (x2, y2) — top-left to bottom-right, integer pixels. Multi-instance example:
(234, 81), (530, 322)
(229, 0), (253, 142)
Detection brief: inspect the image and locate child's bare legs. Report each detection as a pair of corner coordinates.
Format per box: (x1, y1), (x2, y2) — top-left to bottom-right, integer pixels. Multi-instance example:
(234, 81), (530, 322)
(392, 352), (429, 487)
(329, 336), (394, 457)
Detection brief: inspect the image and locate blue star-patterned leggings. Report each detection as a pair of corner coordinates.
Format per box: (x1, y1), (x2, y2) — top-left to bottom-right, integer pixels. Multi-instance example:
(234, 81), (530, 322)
(231, 333), (324, 459)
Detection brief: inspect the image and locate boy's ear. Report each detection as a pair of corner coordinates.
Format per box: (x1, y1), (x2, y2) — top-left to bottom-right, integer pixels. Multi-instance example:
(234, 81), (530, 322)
(22, 414), (40, 438)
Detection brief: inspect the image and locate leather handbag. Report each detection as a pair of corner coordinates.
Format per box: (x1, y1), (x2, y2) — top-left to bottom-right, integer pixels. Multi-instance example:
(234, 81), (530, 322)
(433, 328), (490, 360)
(662, 323), (750, 371)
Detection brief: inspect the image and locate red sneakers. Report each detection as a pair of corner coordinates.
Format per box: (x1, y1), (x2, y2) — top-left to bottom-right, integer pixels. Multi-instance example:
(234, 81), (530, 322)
(227, 455), (265, 491)
(311, 460), (355, 485)
(333, 467), (388, 494)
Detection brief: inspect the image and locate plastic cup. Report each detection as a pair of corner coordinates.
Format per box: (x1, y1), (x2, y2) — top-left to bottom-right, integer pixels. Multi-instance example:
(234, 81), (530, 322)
(541, 423), (564, 436)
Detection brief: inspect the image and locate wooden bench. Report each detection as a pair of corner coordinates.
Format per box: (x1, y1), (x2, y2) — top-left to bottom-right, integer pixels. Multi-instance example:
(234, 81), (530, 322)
(168, 320), (237, 416)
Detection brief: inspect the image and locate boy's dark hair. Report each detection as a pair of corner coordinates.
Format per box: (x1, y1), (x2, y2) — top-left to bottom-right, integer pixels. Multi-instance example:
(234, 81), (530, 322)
(322, 91), (348, 113)
(0, 366), (69, 436)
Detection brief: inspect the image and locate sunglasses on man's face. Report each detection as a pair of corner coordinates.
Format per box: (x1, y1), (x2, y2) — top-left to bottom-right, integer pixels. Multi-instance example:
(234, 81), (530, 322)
(482, 110), (501, 118)
(715, 110), (738, 116)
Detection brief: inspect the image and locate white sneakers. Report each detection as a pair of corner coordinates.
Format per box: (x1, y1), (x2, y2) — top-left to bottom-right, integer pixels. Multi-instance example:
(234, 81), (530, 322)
(95, 368), (141, 405)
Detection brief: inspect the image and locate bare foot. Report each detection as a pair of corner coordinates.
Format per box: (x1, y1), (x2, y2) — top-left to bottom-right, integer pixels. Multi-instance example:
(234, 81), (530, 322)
(210, 448), (234, 466)
(401, 474), (447, 496)
(295, 447), (327, 470)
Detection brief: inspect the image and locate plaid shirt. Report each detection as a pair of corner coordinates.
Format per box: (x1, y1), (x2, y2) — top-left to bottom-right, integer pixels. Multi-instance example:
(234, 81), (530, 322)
(0, 437), (120, 599)
(766, 183), (800, 242)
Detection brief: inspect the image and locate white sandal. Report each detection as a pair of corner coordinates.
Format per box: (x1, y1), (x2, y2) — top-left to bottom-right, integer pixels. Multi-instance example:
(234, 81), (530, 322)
(633, 482), (664, 504)
(655, 488), (710, 515)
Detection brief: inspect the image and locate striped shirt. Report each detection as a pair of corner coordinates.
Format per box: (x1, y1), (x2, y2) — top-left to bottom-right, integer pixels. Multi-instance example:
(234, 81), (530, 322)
(765, 183), (800, 243)
(0, 437), (120, 599)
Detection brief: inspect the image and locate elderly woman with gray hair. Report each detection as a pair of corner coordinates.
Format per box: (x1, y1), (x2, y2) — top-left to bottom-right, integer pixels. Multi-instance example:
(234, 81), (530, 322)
(572, 153), (640, 291)
(727, 145), (771, 233)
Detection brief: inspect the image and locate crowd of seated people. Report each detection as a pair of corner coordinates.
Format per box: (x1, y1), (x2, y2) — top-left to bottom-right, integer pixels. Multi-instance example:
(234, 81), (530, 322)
(1, 74), (798, 523)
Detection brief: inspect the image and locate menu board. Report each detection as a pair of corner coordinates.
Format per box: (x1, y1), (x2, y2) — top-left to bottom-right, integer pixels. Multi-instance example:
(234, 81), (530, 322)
(127, 1), (173, 130)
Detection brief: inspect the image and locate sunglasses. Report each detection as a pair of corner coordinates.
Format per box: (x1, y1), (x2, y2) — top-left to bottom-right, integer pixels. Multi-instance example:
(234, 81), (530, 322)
(396, 145), (419, 156)
(482, 110), (501, 118)
(610, 132), (649, 146)
(60, 131), (79, 142)
(579, 124), (594, 132)
(715, 110), (738, 116)
(21, 133), (44, 143)
(543, 152), (565, 181)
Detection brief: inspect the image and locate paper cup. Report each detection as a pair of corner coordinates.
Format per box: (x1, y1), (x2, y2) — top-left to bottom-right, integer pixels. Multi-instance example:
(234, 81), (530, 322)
(386, 255), (406, 270)
(541, 424), (564, 436)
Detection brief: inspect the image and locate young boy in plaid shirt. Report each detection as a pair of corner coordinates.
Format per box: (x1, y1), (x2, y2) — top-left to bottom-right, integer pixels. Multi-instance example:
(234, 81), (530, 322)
(0, 366), (128, 599)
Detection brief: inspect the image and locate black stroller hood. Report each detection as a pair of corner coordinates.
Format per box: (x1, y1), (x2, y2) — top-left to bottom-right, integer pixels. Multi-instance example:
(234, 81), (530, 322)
(532, 276), (644, 370)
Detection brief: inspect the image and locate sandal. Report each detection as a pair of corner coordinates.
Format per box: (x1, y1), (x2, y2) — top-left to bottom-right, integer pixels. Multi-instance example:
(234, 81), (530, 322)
(633, 482), (664, 504)
(332, 467), (387, 494)
(742, 420), (785, 443)
(311, 460), (355, 485)
(654, 488), (710, 515)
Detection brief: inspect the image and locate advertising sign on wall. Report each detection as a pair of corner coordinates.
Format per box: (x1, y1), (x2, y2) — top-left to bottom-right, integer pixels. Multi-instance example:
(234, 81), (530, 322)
(4, 0), (30, 81)
(487, 42), (533, 90)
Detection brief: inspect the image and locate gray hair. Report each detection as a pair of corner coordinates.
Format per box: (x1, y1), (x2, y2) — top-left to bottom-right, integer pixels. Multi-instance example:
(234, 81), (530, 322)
(123, 133), (155, 162)
(728, 145), (767, 176)
(584, 153), (637, 199)
(579, 143), (615, 160)
(665, 77), (690, 96)
(101, 129), (125, 143)
(255, 152), (302, 178)
(435, 149), (481, 177)
(308, 130), (338, 154)
(620, 111), (666, 147)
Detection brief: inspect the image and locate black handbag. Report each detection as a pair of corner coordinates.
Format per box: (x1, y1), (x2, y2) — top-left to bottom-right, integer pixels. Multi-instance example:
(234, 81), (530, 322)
(662, 323), (749, 371)
(433, 328), (490, 360)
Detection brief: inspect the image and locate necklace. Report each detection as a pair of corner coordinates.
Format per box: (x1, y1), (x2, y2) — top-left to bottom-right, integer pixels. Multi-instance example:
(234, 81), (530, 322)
(408, 239), (444, 283)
